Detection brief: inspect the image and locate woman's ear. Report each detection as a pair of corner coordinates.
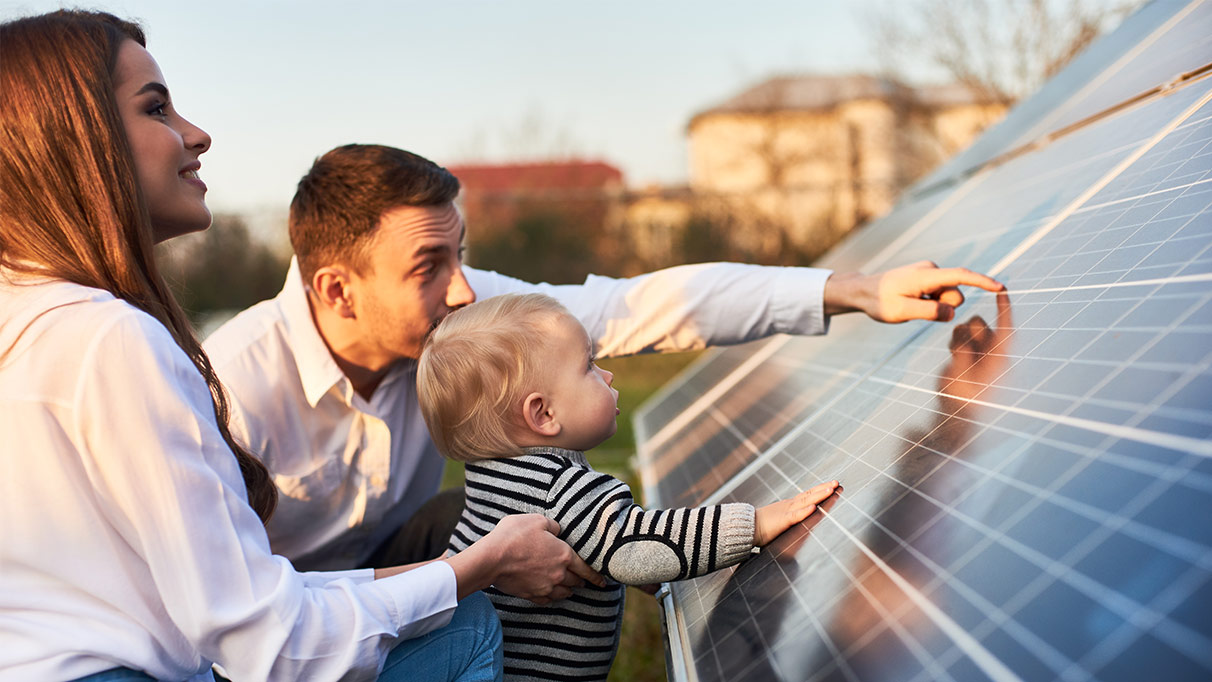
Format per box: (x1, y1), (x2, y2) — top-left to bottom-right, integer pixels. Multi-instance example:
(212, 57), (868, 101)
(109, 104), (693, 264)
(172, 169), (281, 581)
(522, 392), (561, 437)
(312, 266), (356, 319)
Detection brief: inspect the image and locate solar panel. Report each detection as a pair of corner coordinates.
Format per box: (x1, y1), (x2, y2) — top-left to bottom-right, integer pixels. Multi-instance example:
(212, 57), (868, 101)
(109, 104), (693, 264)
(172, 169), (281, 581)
(635, 2), (1212, 680)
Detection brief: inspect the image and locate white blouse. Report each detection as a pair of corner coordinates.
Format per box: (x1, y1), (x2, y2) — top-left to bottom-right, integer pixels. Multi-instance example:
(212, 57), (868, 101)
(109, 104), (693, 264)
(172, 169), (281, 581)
(0, 274), (457, 682)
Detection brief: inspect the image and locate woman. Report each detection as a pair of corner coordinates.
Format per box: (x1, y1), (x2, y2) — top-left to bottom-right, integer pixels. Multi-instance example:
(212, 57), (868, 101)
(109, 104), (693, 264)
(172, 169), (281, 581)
(0, 11), (585, 681)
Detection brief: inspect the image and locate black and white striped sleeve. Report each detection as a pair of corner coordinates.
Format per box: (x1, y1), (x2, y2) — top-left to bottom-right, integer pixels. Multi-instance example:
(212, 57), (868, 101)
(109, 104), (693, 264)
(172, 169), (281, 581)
(546, 466), (756, 584)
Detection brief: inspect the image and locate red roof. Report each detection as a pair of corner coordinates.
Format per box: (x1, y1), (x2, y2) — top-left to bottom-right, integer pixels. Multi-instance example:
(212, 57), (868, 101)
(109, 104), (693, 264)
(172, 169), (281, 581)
(447, 161), (624, 194)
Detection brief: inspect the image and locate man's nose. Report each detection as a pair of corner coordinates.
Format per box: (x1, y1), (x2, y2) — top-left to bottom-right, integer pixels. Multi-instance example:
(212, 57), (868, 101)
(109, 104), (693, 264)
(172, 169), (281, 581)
(447, 266), (476, 308)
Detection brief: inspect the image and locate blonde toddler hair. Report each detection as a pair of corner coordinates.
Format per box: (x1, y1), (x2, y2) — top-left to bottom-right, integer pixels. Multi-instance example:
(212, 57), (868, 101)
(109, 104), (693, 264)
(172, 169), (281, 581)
(418, 293), (572, 462)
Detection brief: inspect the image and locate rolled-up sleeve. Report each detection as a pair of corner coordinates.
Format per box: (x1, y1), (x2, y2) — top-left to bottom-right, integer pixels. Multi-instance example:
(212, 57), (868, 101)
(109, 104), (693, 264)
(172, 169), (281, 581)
(464, 262), (832, 358)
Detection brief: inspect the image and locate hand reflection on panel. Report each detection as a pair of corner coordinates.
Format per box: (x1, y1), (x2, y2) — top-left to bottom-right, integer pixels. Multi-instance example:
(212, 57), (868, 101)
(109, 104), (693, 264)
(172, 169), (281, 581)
(693, 492), (842, 682)
(830, 292), (1014, 679)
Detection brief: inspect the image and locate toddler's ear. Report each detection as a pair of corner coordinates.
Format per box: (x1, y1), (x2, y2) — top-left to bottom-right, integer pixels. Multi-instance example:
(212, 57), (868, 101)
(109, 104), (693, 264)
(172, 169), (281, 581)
(522, 392), (561, 437)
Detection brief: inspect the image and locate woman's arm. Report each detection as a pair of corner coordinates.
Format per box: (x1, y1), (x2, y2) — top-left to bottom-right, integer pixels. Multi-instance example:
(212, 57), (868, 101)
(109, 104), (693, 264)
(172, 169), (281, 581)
(75, 310), (458, 680)
(376, 523), (602, 605)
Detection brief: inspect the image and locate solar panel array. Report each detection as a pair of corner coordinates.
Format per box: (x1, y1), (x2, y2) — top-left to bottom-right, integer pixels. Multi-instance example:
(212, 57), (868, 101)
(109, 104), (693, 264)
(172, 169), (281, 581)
(634, 2), (1212, 680)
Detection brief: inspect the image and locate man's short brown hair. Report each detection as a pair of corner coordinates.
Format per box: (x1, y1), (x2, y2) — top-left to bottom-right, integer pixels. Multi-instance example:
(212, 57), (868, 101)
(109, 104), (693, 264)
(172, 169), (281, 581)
(289, 144), (461, 282)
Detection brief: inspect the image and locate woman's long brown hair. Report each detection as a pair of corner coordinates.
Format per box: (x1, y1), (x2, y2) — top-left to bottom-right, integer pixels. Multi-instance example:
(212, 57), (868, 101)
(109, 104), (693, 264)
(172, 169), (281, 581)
(0, 11), (277, 522)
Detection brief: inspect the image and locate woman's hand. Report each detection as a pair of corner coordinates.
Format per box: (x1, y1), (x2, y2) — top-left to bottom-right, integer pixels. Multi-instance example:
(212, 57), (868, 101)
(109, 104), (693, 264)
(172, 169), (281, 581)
(445, 514), (606, 604)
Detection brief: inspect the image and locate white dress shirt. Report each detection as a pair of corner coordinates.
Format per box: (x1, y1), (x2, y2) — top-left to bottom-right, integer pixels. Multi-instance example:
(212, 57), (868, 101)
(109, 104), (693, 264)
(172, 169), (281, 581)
(205, 260), (832, 570)
(0, 274), (457, 682)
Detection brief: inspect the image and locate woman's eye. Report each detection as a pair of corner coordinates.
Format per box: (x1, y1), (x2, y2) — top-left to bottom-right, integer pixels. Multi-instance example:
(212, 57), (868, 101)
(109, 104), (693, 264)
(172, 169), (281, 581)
(147, 102), (167, 118)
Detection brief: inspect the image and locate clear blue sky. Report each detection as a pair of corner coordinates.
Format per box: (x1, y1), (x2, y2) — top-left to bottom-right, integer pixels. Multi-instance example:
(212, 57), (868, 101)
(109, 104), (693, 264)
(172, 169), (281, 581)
(0, 1), (904, 217)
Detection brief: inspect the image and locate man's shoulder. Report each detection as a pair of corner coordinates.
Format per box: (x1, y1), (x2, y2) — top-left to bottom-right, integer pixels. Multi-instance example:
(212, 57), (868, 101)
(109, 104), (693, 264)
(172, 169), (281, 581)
(204, 297), (290, 370)
(202, 298), (310, 415)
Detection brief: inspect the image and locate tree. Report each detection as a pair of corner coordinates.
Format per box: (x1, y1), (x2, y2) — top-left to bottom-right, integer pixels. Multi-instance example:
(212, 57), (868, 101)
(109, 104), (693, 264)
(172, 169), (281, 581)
(866, 0), (1142, 105)
(156, 214), (289, 326)
(468, 205), (608, 285)
(671, 210), (824, 268)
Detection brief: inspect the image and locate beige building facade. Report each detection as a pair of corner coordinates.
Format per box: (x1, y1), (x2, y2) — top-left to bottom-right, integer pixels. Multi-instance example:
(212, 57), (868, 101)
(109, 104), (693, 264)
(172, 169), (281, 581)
(625, 75), (1005, 266)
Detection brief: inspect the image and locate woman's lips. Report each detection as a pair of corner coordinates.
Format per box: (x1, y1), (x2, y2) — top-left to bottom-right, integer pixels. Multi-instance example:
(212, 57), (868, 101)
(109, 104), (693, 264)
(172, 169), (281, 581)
(180, 169), (207, 192)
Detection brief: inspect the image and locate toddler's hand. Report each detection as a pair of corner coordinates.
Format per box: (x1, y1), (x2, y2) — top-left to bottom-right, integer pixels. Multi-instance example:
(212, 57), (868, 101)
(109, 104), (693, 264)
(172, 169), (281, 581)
(754, 480), (839, 546)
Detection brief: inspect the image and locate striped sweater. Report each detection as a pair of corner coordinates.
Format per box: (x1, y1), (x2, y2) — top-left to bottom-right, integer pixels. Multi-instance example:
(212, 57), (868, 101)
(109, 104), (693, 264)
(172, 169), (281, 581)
(448, 446), (756, 682)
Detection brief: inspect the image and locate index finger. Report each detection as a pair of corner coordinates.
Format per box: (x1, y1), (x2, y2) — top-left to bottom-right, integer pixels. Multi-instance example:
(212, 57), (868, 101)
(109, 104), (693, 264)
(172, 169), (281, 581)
(925, 267), (1005, 294)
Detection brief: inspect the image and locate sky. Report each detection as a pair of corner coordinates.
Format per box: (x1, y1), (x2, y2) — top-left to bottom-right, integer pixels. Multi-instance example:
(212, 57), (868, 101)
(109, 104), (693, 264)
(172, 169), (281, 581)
(0, 1), (906, 220)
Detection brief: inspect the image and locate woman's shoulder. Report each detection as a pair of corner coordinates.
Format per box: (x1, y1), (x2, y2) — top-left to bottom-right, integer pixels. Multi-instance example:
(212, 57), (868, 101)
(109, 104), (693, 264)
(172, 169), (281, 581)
(2, 274), (132, 317)
(0, 276), (182, 370)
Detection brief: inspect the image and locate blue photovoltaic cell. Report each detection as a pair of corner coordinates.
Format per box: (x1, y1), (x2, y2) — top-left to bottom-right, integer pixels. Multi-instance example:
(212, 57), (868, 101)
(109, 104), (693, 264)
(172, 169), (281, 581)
(636, 2), (1212, 680)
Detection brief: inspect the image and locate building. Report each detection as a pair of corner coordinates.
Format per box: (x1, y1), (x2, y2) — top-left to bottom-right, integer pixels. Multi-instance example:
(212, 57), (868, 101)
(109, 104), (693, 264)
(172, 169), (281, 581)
(448, 160), (624, 237)
(447, 160), (627, 282)
(627, 74), (1005, 263)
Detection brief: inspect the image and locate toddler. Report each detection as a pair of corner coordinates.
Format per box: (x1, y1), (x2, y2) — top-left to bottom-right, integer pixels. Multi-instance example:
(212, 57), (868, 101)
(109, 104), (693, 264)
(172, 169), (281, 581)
(417, 293), (838, 682)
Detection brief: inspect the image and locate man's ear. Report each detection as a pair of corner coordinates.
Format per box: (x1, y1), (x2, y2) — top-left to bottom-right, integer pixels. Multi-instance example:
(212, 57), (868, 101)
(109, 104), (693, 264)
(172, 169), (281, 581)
(312, 266), (356, 319)
(522, 392), (561, 437)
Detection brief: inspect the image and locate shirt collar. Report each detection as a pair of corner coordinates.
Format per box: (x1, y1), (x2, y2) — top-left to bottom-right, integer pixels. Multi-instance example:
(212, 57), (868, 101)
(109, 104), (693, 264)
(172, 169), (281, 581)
(279, 257), (349, 408)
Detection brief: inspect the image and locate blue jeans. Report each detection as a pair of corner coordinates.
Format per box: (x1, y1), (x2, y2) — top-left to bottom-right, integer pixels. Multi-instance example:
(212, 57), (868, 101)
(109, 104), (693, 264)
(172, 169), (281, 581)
(73, 593), (501, 682)
(71, 671), (154, 681)
(379, 591), (503, 682)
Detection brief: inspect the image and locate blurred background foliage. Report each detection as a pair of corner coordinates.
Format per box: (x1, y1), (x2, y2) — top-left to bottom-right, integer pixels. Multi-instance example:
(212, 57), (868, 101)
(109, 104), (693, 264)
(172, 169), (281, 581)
(156, 214), (290, 332)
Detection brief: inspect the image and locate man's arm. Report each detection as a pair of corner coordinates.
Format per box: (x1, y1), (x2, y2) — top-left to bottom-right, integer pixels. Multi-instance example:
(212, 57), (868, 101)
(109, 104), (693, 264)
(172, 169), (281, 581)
(465, 260), (1003, 358)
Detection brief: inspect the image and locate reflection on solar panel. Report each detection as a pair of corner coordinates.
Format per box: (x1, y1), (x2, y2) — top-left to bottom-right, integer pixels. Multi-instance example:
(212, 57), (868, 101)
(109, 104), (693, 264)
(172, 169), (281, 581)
(634, 2), (1212, 680)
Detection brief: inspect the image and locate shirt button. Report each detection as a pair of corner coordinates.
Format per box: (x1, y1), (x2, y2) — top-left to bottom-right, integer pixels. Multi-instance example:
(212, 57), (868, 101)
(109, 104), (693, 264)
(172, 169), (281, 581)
(370, 474), (385, 488)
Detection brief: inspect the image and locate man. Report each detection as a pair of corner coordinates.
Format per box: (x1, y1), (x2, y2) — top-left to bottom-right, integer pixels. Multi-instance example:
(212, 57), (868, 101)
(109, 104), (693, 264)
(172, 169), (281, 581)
(205, 143), (1003, 577)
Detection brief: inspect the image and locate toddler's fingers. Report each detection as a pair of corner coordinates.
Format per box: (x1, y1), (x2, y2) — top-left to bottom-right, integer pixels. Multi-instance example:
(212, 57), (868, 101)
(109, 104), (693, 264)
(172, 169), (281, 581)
(804, 480), (839, 503)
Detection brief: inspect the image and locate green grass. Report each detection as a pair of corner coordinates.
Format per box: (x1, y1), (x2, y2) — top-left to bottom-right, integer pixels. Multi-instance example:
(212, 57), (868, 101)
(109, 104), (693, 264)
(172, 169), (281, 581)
(441, 351), (703, 682)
